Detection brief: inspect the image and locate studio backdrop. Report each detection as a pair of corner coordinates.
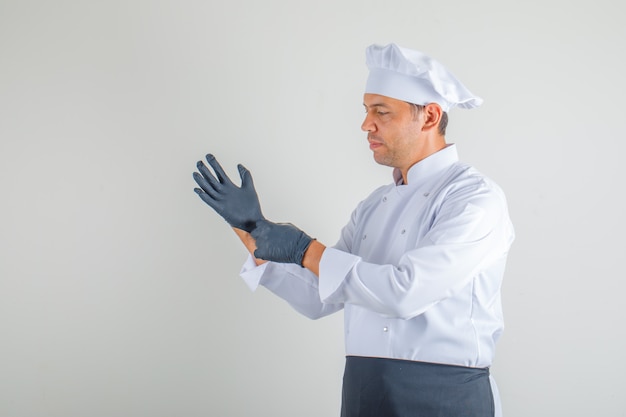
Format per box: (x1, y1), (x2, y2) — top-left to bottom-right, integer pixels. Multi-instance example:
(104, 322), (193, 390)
(1, 1), (624, 416)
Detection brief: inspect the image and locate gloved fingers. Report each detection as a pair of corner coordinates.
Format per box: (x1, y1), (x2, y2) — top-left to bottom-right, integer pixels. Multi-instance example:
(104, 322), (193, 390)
(205, 154), (234, 186)
(196, 160), (223, 192)
(237, 164), (256, 191)
(194, 187), (224, 212)
(193, 172), (221, 200)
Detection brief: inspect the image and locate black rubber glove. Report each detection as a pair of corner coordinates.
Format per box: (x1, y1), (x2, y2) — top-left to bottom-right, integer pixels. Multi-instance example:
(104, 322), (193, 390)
(251, 220), (314, 267)
(193, 154), (264, 233)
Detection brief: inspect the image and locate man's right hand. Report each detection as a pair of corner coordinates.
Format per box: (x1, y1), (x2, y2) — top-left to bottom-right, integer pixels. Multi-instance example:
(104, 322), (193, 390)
(251, 220), (314, 267)
(193, 154), (264, 233)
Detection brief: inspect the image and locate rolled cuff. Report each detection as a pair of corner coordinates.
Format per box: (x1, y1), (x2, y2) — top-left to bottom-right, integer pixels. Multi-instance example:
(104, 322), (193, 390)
(318, 247), (360, 303)
(239, 255), (269, 292)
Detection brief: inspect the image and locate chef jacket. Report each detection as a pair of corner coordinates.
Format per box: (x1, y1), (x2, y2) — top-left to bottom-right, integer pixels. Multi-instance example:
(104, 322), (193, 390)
(240, 144), (514, 409)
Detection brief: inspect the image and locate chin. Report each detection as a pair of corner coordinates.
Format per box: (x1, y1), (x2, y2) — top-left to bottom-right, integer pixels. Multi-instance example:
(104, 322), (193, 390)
(373, 155), (393, 168)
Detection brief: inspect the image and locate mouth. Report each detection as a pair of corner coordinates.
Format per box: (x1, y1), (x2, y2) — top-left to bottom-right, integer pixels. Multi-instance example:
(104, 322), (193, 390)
(368, 136), (384, 151)
(369, 142), (383, 151)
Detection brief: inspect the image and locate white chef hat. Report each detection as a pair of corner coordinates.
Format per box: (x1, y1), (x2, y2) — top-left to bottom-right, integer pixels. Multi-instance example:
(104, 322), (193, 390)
(365, 43), (483, 112)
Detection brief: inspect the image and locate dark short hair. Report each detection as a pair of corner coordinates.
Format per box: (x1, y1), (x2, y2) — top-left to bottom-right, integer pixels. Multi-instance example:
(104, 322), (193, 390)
(409, 103), (448, 136)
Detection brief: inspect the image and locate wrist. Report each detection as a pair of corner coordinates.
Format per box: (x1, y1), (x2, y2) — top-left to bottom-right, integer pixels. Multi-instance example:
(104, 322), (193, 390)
(302, 240), (326, 277)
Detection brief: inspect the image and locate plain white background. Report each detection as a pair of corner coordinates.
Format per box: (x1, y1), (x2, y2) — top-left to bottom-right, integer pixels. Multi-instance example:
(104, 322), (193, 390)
(1, 0), (625, 416)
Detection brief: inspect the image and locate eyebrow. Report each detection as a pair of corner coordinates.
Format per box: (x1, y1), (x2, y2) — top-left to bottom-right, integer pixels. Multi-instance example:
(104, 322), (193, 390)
(363, 102), (391, 109)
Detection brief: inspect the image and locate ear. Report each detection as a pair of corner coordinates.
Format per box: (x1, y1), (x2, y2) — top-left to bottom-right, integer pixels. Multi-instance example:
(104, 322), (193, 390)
(422, 103), (443, 132)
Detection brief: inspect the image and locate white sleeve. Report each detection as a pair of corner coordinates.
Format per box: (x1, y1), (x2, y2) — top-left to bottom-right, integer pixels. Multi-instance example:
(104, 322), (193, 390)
(239, 255), (344, 320)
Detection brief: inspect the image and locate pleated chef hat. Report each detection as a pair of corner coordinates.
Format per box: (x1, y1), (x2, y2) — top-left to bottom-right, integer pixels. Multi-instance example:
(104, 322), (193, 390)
(365, 43), (483, 112)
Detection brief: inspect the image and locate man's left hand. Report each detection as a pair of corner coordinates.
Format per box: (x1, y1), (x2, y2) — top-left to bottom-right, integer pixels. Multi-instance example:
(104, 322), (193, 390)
(193, 154), (264, 233)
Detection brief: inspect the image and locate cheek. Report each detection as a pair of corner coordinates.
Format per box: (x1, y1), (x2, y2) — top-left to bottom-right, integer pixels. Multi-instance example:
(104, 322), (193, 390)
(400, 120), (422, 140)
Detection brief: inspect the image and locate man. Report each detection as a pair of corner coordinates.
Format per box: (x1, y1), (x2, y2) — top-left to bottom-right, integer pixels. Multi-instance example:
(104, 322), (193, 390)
(193, 43), (514, 417)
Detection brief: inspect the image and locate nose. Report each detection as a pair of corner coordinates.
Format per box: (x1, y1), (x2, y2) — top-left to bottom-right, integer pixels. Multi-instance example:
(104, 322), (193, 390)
(361, 113), (376, 132)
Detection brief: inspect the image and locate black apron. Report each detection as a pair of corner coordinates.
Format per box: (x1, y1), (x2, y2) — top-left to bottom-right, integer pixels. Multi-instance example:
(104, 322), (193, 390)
(341, 356), (494, 417)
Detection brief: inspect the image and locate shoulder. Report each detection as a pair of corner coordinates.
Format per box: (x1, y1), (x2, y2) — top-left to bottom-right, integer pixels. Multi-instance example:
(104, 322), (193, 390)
(433, 163), (512, 236)
(442, 162), (508, 204)
(426, 165), (513, 244)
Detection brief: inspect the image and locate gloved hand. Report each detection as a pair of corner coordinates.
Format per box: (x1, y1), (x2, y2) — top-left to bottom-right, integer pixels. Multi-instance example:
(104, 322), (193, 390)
(251, 219), (314, 266)
(193, 154), (264, 233)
